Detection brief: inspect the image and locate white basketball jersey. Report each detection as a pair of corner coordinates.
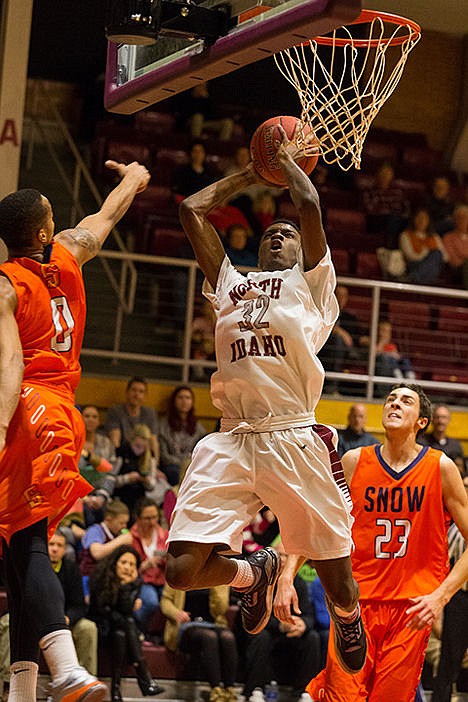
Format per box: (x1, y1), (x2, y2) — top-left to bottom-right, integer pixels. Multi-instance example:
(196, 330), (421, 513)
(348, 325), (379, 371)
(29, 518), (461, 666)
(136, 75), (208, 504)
(203, 249), (339, 420)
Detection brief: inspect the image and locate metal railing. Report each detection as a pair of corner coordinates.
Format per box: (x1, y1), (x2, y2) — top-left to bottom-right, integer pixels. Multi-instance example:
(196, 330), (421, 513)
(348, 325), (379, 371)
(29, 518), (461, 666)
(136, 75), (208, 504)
(19, 79), (468, 404)
(80, 249), (468, 404)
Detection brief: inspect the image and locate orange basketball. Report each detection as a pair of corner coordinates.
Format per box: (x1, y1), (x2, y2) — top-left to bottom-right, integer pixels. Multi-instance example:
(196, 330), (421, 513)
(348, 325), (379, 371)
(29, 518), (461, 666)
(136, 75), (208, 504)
(249, 115), (319, 186)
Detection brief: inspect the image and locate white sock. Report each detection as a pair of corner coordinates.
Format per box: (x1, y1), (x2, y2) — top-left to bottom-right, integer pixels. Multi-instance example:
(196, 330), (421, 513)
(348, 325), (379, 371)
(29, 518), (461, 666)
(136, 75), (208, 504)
(228, 559), (256, 590)
(9, 661), (38, 702)
(39, 629), (80, 686)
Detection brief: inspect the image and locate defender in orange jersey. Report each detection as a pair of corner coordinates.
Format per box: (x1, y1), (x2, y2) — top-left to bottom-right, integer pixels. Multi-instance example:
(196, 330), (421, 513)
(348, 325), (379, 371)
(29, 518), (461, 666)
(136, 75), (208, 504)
(274, 384), (468, 702)
(0, 160), (152, 702)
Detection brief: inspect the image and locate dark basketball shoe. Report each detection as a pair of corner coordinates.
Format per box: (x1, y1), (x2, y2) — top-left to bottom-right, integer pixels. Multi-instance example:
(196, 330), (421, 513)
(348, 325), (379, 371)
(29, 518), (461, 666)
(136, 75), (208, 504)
(326, 598), (367, 674)
(240, 547), (282, 635)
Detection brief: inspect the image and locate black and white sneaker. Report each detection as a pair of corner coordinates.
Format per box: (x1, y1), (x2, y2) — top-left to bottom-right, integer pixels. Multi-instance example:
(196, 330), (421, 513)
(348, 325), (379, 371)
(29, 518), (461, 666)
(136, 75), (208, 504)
(326, 598), (367, 674)
(240, 547), (282, 635)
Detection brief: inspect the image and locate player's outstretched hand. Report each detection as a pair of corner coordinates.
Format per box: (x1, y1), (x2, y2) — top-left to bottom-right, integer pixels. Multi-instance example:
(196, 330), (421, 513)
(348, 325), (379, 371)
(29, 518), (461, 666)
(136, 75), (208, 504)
(105, 159), (151, 193)
(276, 122), (319, 163)
(406, 592), (444, 630)
(273, 576), (301, 625)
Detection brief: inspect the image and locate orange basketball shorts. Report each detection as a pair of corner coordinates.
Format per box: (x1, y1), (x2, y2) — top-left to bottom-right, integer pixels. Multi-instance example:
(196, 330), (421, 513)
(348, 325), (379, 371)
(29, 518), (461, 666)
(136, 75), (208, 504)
(306, 600), (430, 702)
(0, 383), (92, 543)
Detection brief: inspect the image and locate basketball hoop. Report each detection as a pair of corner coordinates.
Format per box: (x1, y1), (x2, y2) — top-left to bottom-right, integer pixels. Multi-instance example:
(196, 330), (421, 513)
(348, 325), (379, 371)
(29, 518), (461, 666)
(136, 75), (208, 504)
(274, 10), (421, 171)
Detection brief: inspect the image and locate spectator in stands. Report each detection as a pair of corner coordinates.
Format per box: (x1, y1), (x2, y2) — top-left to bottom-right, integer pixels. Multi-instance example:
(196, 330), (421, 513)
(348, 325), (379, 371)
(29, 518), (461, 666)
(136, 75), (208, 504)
(375, 320), (416, 390)
(105, 376), (159, 460)
(79, 404), (116, 527)
(242, 509), (279, 556)
(88, 545), (164, 702)
(79, 499), (132, 593)
(337, 404), (378, 457)
(362, 162), (410, 248)
(173, 142), (217, 200)
(426, 176), (455, 235)
(421, 404), (465, 475)
(443, 204), (468, 289)
(160, 584), (238, 702)
(241, 545), (321, 699)
(158, 386), (207, 486)
(131, 498), (168, 633)
(224, 223), (258, 268)
(399, 206), (447, 284)
(113, 424), (159, 519)
(178, 81), (234, 142)
(191, 298), (216, 382)
(318, 285), (368, 394)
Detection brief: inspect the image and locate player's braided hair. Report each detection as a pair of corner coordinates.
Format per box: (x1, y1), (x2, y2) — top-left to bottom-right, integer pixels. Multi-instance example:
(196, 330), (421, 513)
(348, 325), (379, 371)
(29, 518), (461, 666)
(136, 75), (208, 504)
(0, 188), (48, 252)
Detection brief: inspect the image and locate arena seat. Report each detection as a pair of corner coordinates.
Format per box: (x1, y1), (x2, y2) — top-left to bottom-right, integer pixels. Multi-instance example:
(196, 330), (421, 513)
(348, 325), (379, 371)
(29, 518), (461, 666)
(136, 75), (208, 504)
(436, 305), (468, 333)
(325, 208), (367, 237)
(360, 140), (399, 172)
(355, 252), (381, 279)
(398, 145), (443, 181)
(148, 227), (192, 258)
(153, 148), (190, 185)
(134, 110), (176, 135)
(387, 300), (432, 329)
(331, 248), (350, 275)
(106, 140), (152, 169)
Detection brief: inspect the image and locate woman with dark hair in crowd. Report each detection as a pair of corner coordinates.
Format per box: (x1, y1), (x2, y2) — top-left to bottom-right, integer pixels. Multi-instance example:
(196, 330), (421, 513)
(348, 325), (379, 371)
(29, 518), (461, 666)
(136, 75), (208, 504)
(88, 545), (164, 702)
(131, 497), (168, 634)
(158, 386), (207, 486)
(399, 206), (447, 284)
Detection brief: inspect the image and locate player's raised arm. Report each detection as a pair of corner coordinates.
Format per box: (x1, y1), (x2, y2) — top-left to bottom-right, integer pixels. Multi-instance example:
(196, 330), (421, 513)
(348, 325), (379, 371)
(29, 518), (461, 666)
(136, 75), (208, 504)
(276, 124), (325, 270)
(0, 277), (24, 452)
(55, 160), (150, 266)
(178, 166), (258, 289)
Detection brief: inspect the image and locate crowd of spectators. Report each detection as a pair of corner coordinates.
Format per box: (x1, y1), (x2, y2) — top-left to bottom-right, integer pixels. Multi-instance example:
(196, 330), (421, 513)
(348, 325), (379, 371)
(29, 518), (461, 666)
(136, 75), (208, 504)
(0, 374), (465, 700)
(97, 83), (468, 288)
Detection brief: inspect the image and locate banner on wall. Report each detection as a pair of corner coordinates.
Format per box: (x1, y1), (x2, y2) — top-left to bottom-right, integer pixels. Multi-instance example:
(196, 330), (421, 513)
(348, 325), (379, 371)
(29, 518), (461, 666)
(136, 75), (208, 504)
(0, 0), (33, 201)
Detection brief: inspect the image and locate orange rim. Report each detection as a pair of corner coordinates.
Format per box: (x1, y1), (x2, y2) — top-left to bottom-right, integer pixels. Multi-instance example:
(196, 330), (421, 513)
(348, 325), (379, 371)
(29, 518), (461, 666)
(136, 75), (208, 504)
(313, 9), (421, 48)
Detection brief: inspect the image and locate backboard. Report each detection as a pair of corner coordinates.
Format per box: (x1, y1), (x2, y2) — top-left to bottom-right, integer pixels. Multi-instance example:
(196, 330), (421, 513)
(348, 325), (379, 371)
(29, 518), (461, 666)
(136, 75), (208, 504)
(104, 0), (361, 114)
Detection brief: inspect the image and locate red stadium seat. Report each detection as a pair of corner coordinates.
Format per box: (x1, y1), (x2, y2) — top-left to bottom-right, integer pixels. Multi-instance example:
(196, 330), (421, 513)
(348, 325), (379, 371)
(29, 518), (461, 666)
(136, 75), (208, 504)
(387, 300), (431, 329)
(331, 248), (350, 275)
(325, 208), (367, 237)
(153, 148), (189, 185)
(134, 110), (176, 135)
(148, 227), (192, 258)
(436, 305), (468, 333)
(106, 140), (152, 168)
(355, 252), (381, 279)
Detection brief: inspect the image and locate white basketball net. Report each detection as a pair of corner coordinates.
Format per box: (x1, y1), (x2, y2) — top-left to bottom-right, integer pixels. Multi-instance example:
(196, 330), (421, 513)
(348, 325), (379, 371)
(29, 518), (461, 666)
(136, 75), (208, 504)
(274, 13), (421, 170)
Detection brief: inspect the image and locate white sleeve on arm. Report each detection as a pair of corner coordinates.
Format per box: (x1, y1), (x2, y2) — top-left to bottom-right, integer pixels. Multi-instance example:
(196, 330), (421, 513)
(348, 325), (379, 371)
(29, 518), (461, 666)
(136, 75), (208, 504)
(303, 247), (339, 348)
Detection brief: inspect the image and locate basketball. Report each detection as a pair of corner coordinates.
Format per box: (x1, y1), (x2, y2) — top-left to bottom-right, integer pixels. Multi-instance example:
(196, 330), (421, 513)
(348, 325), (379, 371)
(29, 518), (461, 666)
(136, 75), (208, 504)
(249, 115), (319, 186)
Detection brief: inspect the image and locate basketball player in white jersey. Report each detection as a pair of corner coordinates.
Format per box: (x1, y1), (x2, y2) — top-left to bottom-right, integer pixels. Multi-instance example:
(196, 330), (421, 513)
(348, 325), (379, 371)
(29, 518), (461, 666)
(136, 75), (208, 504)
(166, 125), (366, 673)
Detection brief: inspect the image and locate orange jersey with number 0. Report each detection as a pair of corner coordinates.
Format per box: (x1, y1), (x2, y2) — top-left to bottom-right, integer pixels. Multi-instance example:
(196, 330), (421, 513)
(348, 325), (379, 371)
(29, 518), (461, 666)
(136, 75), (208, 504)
(0, 241), (86, 398)
(0, 241), (91, 543)
(350, 444), (450, 600)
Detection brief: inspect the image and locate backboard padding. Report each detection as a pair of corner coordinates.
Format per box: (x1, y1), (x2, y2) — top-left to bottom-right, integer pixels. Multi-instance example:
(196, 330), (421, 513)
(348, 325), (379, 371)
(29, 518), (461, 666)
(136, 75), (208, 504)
(105, 0), (361, 114)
